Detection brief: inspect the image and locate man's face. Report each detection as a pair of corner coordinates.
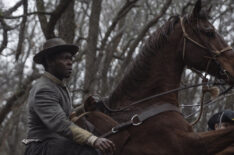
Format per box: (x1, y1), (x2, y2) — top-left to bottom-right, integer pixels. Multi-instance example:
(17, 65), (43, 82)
(48, 51), (73, 80)
(214, 122), (234, 130)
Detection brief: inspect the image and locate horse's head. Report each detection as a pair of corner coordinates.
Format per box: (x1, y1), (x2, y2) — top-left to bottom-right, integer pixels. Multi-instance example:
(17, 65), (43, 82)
(182, 0), (234, 84)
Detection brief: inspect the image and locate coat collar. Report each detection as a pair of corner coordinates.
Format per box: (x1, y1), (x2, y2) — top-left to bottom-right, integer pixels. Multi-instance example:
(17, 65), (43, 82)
(43, 71), (66, 88)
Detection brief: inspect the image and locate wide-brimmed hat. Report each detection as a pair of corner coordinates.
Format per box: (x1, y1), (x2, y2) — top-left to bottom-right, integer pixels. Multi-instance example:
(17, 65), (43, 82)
(33, 38), (79, 64)
(208, 110), (234, 130)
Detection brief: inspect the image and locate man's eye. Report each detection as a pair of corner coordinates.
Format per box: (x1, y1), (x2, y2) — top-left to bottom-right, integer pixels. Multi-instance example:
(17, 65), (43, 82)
(64, 56), (72, 60)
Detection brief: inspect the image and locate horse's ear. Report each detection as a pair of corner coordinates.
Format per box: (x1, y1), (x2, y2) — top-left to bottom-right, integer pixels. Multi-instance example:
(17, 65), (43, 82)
(192, 0), (202, 18)
(204, 5), (212, 19)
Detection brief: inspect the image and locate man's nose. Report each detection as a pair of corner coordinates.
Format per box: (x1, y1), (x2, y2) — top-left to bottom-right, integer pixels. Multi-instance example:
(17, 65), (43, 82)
(67, 59), (72, 66)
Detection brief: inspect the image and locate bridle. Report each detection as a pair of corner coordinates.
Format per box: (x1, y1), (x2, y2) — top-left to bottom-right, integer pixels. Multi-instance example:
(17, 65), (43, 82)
(180, 16), (233, 85)
(180, 17), (232, 60)
(180, 16), (233, 125)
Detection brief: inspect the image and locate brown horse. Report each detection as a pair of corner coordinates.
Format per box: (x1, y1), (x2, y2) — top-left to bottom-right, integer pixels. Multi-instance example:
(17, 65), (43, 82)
(75, 0), (234, 154)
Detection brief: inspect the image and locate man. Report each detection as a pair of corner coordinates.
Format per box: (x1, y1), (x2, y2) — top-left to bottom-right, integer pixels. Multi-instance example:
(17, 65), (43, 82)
(208, 110), (234, 130)
(207, 110), (234, 155)
(24, 38), (115, 155)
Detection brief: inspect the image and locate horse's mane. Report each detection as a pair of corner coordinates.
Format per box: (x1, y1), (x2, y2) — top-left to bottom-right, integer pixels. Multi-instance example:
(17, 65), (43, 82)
(108, 16), (180, 105)
(145, 16), (180, 52)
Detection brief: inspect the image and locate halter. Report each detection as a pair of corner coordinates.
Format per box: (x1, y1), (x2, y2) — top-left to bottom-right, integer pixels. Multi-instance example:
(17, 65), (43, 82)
(180, 17), (232, 59)
(180, 16), (233, 87)
(180, 17), (233, 125)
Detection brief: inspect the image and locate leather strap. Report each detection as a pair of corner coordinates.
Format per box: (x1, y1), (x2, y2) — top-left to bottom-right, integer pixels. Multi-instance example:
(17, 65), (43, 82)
(137, 103), (180, 123)
(102, 103), (181, 137)
(180, 17), (232, 60)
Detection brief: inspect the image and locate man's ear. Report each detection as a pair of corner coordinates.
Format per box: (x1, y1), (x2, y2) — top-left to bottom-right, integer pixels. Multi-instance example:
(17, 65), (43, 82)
(214, 123), (219, 130)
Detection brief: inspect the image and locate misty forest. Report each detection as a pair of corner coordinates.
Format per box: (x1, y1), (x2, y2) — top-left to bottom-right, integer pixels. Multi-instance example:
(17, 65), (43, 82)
(0, 0), (234, 154)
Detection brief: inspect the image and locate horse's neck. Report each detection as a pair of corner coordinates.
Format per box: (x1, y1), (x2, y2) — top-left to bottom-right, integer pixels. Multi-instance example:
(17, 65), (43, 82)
(109, 43), (184, 109)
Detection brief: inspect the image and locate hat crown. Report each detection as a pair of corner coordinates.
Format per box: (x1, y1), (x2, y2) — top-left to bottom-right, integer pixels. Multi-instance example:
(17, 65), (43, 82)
(33, 37), (78, 64)
(43, 38), (67, 50)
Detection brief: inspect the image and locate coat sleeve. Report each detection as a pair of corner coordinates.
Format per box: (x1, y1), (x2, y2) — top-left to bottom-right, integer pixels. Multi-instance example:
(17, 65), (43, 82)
(33, 87), (97, 145)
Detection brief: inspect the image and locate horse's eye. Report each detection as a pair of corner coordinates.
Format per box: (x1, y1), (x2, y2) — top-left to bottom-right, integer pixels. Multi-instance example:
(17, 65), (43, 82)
(202, 27), (216, 37)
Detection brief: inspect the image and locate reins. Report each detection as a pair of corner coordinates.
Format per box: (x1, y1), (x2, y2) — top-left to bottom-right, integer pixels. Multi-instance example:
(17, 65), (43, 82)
(101, 81), (225, 113)
(184, 92), (234, 118)
(73, 90), (233, 138)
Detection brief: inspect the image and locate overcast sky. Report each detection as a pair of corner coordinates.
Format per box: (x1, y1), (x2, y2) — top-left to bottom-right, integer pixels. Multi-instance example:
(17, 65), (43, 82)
(2, 0), (14, 8)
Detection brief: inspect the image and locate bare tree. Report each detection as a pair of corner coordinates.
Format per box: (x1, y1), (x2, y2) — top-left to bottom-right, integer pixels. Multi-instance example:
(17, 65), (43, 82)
(0, 0), (234, 154)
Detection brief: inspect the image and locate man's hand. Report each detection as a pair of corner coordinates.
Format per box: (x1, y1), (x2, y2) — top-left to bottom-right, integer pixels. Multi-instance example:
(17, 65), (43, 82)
(94, 137), (116, 154)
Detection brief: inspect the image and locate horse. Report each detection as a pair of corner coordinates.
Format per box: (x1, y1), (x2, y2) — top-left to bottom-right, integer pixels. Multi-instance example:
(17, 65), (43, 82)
(74, 0), (234, 154)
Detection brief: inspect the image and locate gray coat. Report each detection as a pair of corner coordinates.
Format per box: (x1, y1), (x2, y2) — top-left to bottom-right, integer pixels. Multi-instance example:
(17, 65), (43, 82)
(27, 72), (93, 144)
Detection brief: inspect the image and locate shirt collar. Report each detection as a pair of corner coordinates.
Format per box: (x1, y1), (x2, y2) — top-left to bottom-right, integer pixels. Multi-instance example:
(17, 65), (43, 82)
(43, 71), (66, 87)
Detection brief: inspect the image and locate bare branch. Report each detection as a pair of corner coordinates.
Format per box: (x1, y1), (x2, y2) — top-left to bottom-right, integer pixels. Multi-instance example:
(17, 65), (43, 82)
(3, 0), (24, 16)
(46, 0), (73, 39)
(0, 11), (52, 19)
(212, 5), (234, 23)
(0, 17), (14, 54)
(36, 0), (74, 39)
(0, 73), (40, 125)
(0, 0), (25, 55)
(0, 25), (8, 54)
(121, 0), (172, 71)
(58, 0), (75, 43)
(36, 0), (49, 38)
(83, 0), (102, 95)
(181, 2), (193, 16)
(99, 0), (139, 51)
(15, 0), (28, 61)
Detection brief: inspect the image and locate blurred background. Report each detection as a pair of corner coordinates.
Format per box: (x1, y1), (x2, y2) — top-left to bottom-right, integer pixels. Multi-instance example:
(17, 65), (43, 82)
(0, 0), (234, 154)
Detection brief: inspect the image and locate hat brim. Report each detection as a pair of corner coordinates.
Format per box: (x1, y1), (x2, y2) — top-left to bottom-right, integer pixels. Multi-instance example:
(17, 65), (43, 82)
(33, 44), (79, 64)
